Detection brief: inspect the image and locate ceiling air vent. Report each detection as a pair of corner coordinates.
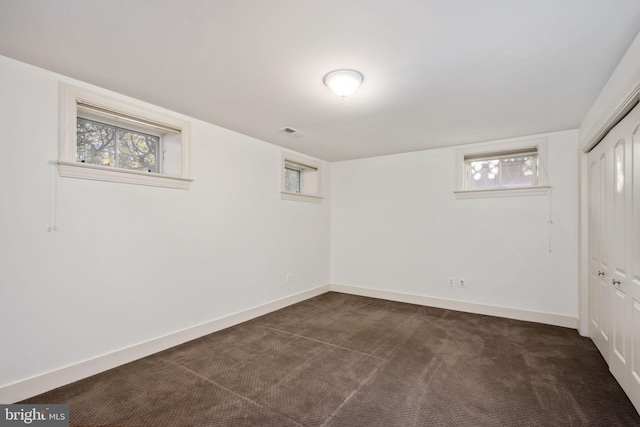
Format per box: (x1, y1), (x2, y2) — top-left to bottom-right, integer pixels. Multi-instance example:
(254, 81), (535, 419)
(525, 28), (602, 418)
(280, 126), (306, 137)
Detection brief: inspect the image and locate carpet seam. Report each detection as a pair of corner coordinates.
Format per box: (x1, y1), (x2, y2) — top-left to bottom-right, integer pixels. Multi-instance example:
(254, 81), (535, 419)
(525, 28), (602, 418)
(262, 326), (387, 362)
(158, 357), (305, 427)
(249, 335), (359, 402)
(319, 359), (388, 427)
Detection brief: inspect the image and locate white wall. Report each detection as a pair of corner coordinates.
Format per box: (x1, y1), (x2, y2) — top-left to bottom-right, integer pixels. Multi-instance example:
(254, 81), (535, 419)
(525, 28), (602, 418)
(0, 56), (330, 392)
(331, 130), (579, 319)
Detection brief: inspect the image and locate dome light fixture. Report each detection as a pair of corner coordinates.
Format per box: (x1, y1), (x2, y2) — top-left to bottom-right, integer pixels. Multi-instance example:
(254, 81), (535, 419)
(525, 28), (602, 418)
(323, 69), (364, 98)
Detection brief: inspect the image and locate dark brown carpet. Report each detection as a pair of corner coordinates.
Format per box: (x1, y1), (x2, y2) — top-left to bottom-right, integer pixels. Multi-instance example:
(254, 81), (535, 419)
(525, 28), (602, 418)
(22, 292), (639, 426)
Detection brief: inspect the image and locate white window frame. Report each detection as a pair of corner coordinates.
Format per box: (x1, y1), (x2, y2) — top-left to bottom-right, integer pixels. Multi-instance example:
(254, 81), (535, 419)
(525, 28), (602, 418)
(453, 138), (550, 199)
(280, 152), (323, 203)
(58, 83), (193, 189)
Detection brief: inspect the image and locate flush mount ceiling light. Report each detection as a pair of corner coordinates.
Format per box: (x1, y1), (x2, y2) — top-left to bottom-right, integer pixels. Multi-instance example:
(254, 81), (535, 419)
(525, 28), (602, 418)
(323, 69), (364, 98)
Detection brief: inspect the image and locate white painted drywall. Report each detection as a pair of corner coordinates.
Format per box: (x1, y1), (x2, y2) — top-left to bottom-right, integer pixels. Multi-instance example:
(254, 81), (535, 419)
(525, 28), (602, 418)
(580, 31), (640, 147)
(0, 56), (331, 390)
(330, 130), (579, 318)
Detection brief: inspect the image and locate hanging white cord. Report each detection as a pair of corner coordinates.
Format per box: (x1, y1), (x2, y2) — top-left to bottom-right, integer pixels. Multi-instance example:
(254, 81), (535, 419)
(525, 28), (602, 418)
(547, 187), (553, 253)
(48, 161), (58, 232)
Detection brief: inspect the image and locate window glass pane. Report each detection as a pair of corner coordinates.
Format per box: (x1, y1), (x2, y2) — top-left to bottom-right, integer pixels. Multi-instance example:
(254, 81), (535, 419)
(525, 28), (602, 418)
(118, 129), (159, 172)
(284, 167), (301, 193)
(467, 154), (536, 189)
(500, 155), (535, 187)
(77, 118), (116, 167)
(77, 117), (160, 172)
(469, 159), (500, 189)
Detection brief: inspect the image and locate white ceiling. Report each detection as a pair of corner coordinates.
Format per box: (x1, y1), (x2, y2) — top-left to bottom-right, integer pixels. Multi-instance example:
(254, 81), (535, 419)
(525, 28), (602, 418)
(1, 1), (640, 161)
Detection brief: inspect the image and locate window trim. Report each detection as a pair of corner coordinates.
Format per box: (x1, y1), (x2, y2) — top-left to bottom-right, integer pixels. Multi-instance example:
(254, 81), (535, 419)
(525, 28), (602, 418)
(453, 138), (550, 199)
(58, 83), (193, 189)
(280, 152), (323, 203)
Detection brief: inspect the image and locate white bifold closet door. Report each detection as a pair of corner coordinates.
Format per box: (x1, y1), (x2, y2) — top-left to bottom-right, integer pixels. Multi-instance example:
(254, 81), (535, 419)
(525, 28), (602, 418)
(588, 101), (640, 413)
(588, 134), (610, 360)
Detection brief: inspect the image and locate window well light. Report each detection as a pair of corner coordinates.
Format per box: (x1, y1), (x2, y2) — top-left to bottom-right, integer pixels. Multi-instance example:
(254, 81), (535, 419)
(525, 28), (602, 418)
(323, 69), (363, 98)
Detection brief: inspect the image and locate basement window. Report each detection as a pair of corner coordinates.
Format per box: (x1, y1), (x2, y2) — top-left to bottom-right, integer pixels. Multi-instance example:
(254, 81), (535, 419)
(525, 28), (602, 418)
(281, 153), (323, 203)
(77, 117), (160, 173)
(58, 83), (192, 189)
(466, 149), (538, 189)
(454, 138), (549, 199)
(284, 166), (301, 193)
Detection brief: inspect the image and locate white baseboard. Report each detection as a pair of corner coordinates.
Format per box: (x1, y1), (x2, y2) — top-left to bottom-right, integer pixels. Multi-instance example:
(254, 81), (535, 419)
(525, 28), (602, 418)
(330, 283), (578, 329)
(0, 284), (331, 404)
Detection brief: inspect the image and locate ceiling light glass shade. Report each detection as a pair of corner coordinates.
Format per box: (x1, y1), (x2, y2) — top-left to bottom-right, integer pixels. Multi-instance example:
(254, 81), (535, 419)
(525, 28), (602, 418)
(323, 69), (363, 98)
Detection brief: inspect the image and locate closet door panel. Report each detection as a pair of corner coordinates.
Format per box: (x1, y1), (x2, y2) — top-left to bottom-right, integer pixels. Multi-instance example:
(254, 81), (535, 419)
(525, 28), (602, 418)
(598, 151), (610, 346)
(633, 122), (640, 293)
(610, 138), (629, 381)
(628, 118), (640, 406)
(588, 160), (601, 331)
(588, 145), (609, 357)
(632, 300), (640, 391)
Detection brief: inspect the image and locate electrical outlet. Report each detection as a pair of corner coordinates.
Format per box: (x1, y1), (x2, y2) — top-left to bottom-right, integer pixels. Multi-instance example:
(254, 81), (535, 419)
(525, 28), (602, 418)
(459, 277), (466, 288)
(286, 273), (292, 284)
(448, 277), (455, 287)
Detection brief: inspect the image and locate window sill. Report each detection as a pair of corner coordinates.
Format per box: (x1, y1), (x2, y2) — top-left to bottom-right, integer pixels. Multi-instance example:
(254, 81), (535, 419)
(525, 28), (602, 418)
(453, 185), (550, 199)
(57, 161), (193, 190)
(280, 191), (323, 204)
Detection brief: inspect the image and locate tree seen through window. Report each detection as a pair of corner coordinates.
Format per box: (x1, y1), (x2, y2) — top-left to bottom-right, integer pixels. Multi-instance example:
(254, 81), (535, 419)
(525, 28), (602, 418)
(77, 117), (158, 173)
